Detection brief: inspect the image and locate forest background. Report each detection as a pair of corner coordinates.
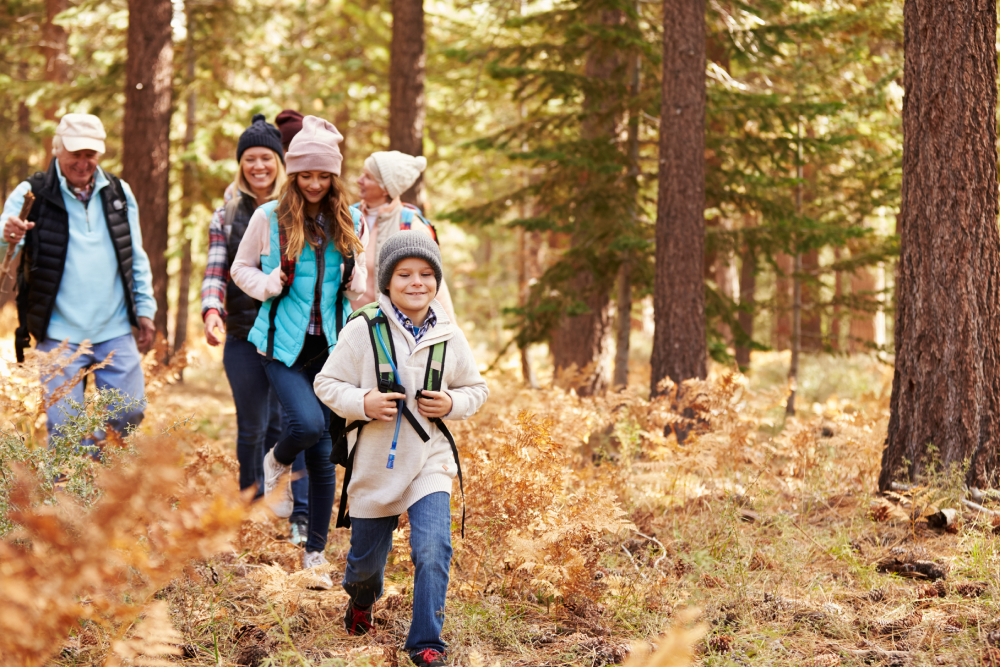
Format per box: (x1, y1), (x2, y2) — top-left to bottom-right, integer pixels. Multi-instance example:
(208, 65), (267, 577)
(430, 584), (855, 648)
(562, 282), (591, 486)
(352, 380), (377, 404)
(10, 1), (1000, 666)
(0, 0), (901, 386)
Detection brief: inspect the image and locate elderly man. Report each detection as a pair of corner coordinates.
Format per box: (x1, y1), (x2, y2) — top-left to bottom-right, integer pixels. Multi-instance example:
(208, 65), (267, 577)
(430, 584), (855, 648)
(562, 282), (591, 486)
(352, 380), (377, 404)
(1, 113), (156, 444)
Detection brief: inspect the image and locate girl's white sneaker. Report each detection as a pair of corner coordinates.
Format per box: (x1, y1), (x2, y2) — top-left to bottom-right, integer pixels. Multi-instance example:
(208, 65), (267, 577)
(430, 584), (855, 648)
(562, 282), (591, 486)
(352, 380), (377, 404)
(263, 449), (293, 518)
(303, 550), (334, 590)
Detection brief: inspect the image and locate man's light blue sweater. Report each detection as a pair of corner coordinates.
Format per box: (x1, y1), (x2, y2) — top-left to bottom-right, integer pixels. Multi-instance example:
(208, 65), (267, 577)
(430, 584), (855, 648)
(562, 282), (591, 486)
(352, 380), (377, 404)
(0, 160), (156, 344)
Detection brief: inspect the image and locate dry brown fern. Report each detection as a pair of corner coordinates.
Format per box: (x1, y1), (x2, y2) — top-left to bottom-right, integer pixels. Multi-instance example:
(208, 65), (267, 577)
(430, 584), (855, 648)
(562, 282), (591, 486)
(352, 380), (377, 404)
(461, 412), (633, 604)
(0, 434), (246, 665)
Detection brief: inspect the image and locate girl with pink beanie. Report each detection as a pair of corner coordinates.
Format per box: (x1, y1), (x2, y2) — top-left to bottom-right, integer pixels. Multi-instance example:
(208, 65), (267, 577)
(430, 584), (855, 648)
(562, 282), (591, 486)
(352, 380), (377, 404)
(231, 115), (367, 588)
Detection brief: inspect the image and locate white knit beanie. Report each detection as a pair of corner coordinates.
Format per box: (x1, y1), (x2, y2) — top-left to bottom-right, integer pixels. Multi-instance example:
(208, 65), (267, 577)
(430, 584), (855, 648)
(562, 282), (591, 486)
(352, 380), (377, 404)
(365, 151), (427, 200)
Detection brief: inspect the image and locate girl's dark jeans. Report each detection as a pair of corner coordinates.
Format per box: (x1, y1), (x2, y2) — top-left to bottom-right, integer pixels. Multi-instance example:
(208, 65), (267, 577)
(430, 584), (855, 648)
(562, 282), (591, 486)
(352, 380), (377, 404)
(262, 334), (334, 553)
(223, 336), (309, 521)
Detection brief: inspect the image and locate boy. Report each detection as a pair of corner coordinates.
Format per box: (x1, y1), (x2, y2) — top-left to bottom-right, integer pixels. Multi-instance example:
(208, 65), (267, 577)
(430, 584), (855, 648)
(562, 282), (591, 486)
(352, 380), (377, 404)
(314, 232), (488, 667)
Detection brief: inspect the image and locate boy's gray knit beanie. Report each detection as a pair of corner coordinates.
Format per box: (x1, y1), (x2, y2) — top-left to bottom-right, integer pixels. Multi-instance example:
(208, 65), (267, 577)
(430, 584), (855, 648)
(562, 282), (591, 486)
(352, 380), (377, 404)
(378, 231), (443, 296)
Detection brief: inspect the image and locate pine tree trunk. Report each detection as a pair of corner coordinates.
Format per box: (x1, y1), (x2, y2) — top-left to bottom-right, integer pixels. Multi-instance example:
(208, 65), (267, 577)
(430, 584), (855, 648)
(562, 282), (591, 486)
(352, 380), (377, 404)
(879, 0), (1000, 491)
(17, 95), (30, 182)
(786, 251), (802, 415)
(773, 253), (792, 350)
(123, 0), (173, 340)
(735, 245), (755, 368)
(650, 0), (706, 394)
(849, 267), (877, 352)
(517, 226), (540, 389)
(831, 248), (842, 352)
(551, 273), (613, 395)
(713, 237), (735, 345)
(388, 0), (426, 209)
(173, 20), (197, 363)
(550, 8), (623, 397)
(41, 0), (67, 157)
(613, 45), (642, 390)
(801, 248), (821, 351)
(612, 262), (632, 388)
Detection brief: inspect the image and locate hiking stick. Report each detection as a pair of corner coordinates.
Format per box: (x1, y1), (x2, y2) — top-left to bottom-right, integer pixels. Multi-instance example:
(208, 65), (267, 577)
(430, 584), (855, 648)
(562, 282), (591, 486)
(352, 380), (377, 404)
(0, 191), (35, 294)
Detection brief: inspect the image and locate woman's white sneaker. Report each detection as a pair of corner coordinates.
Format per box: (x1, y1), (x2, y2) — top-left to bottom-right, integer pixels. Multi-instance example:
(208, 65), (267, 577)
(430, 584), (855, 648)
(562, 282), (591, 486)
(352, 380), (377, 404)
(262, 449), (293, 518)
(302, 550), (334, 590)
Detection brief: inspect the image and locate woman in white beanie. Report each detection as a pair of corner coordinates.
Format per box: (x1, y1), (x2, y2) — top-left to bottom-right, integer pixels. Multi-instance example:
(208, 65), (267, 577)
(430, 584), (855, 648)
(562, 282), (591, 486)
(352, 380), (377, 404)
(231, 115), (367, 589)
(353, 151), (456, 320)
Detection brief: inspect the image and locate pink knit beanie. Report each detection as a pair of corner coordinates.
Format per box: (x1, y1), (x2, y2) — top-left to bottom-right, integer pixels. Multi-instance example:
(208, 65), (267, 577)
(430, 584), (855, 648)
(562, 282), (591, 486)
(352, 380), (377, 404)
(285, 116), (344, 175)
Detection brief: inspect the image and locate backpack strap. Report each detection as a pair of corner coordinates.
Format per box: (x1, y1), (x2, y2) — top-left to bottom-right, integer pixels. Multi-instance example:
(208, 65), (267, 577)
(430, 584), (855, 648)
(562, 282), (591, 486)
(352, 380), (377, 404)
(433, 418), (465, 538)
(423, 341), (447, 392)
(265, 213), (295, 361)
(335, 208), (362, 335)
(222, 194), (241, 242)
(365, 307), (430, 441)
(335, 251), (355, 335)
(334, 419), (365, 529)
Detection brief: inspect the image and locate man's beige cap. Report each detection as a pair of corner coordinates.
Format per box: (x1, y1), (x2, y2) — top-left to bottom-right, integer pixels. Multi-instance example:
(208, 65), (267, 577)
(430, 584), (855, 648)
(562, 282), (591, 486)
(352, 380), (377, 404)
(56, 113), (106, 153)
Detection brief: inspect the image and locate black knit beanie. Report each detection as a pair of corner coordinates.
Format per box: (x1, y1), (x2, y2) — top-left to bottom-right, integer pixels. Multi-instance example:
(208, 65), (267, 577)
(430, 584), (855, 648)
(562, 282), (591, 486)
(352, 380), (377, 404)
(237, 113), (284, 163)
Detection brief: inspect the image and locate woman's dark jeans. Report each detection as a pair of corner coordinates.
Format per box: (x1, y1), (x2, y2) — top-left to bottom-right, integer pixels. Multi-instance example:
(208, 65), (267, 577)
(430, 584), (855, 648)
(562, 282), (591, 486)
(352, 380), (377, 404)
(223, 336), (308, 521)
(263, 334), (335, 553)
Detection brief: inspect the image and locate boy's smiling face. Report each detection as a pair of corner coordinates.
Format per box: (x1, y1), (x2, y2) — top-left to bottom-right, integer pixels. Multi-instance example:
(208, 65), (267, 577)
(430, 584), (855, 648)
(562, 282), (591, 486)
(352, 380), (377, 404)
(389, 258), (437, 324)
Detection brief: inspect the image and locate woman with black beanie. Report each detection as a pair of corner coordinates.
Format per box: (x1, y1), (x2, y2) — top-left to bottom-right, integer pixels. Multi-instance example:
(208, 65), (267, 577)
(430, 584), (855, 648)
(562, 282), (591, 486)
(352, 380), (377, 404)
(201, 114), (311, 547)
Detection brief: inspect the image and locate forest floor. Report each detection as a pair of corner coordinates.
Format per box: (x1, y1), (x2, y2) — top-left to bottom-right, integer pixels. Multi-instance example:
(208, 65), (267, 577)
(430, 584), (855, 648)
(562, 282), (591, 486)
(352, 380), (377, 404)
(10, 332), (1000, 667)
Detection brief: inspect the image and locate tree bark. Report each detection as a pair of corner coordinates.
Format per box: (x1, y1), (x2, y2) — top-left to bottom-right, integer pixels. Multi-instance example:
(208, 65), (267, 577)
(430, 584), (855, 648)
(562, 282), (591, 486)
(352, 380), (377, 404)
(735, 244), (756, 368)
(551, 272), (614, 395)
(41, 0), (68, 157)
(174, 15), (197, 363)
(388, 0), (426, 209)
(801, 248), (821, 351)
(831, 248), (842, 352)
(612, 262), (632, 388)
(16, 98), (30, 182)
(517, 226), (540, 389)
(650, 0), (706, 394)
(849, 267), (877, 352)
(550, 8), (623, 397)
(613, 44), (642, 390)
(123, 0), (173, 340)
(713, 233), (736, 345)
(773, 253), (792, 350)
(879, 0), (1000, 491)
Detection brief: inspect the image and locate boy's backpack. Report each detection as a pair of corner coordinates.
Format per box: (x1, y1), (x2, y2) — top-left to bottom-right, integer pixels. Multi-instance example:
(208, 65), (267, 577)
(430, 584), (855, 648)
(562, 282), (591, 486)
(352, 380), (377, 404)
(328, 301), (464, 536)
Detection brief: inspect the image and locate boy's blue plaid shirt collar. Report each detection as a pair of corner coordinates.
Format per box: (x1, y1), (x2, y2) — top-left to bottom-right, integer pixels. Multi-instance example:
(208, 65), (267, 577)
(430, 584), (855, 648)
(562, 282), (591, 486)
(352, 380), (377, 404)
(391, 302), (437, 343)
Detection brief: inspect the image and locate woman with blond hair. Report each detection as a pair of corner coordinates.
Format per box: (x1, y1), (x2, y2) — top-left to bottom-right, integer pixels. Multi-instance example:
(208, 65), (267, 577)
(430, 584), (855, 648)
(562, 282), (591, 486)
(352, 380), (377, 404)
(202, 114), (314, 545)
(232, 115), (366, 588)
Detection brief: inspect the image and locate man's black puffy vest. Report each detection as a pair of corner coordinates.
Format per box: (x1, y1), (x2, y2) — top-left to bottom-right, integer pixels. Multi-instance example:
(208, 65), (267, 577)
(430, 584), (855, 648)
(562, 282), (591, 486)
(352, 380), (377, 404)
(224, 193), (263, 339)
(14, 160), (138, 362)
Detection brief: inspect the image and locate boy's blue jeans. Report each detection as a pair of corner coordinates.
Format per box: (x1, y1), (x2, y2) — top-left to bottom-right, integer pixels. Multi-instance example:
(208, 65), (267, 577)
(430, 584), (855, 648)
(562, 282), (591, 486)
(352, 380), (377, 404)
(223, 336), (308, 521)
(343, 491), (453, 656)
(38, 334), (146, 445)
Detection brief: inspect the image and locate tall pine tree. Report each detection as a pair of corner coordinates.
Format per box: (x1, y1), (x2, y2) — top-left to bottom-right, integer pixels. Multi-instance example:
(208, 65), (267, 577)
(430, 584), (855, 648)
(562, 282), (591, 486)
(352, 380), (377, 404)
(448, 0), (658, 395)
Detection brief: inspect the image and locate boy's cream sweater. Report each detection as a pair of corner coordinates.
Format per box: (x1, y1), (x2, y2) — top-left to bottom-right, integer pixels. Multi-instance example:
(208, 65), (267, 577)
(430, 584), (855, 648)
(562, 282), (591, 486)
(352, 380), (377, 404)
(313, 294), (488, 519)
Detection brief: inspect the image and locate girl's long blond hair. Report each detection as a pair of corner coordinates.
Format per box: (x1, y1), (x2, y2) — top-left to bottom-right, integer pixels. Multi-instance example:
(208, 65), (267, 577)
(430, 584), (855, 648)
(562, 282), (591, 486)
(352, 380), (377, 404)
(235, 149), (286, 201)
(276, 173), (363, 261)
